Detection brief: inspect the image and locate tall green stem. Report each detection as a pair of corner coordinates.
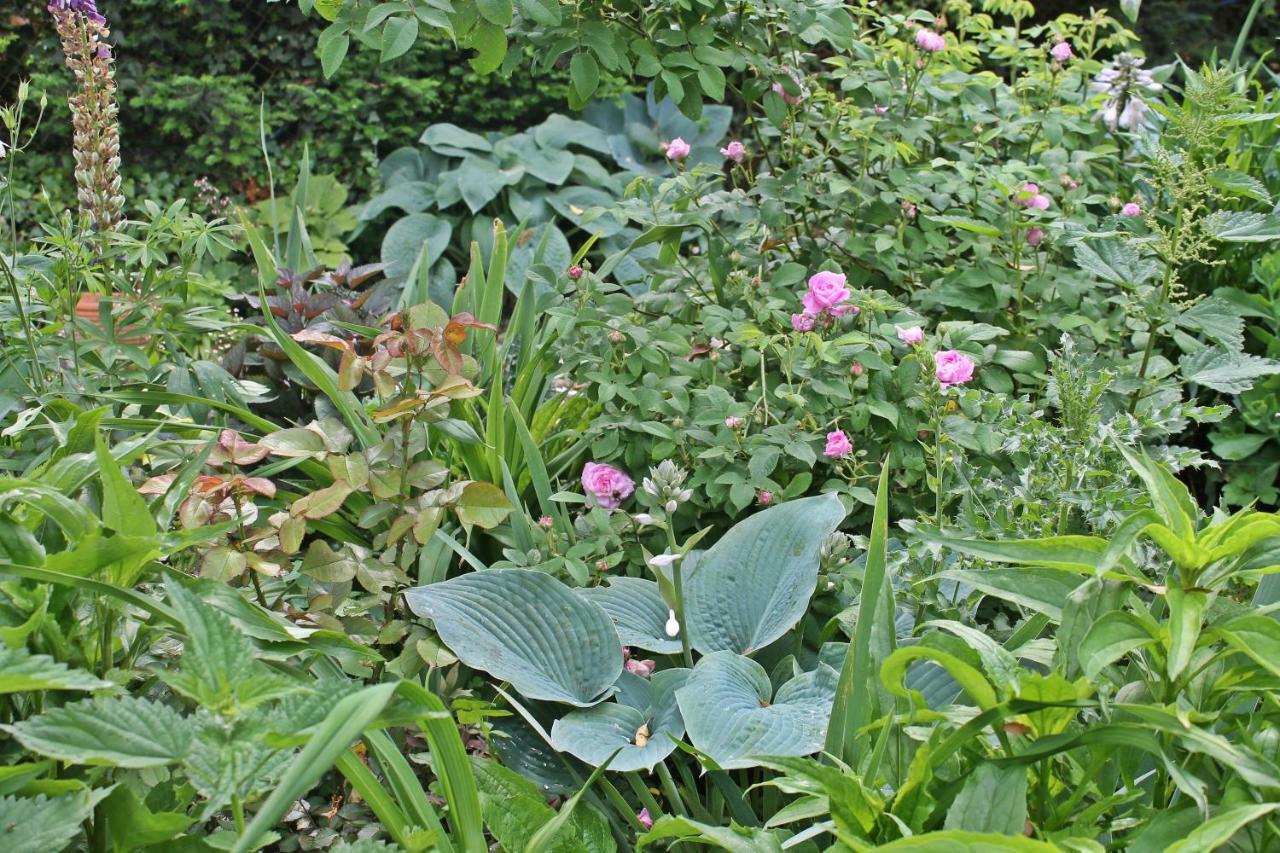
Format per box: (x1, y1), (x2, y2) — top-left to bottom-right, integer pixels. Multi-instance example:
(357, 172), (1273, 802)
(1128, 204), (1184, 414)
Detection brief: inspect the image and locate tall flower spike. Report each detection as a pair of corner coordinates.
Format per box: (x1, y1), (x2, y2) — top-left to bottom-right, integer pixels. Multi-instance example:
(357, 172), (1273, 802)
(49, 0), (124, 232)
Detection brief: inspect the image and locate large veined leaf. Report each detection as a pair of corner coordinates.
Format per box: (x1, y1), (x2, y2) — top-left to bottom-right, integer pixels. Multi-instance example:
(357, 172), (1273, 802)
(471, 757), (616, 853)
(944, 763), (1028, 835)
(0, 790), (108, 853)
(0, 646), (111, 694)
(578, 578), (681, 654)
(381, 213), (452, 279)
(2, 697), (193, 768)
(404, 569), (623, 706)
(1179, 347), (1280, 394)
(1072, 239), (1158, 287)
(684, 494), (846, 655)
(941, 568), (1084, 621)
(676, 652), (838, 769)
(1203, 210), (1280, 242)
(550, 669), (689, 771)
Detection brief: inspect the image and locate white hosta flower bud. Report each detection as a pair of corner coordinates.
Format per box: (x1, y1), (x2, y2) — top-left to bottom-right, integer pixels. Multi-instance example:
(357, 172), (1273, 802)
(664, 609), (680, 638)
(665, 500), (678, 513)
(633, 513), (655, 525)
(648, 553), (681, 569)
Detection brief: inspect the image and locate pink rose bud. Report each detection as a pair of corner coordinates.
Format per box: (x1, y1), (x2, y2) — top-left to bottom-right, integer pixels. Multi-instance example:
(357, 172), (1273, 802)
(850, 362), (864, 376)
(637, 808), (654, 831)
(1026, 226), (1045, 247)
(791, 312), (816, 332)
(567, 265), (583, 279)
(1121, 202), (1142, 216)
(758, 490), (773, 505)
(771, 81), (803, 105)
(581, 462), (635, 510)
(596, 559), (610, 572)
(538, 515), (553, 528)
(824, 429), (853, 459)
(875, 104), (889, 114)
(1018, 183), (1051, 210)
(664, 137), (691, 161)
(1109, 196), (1122, 209)
(1050, 41), (1073, 62)
(1059, 174), (1078, 190)
(934, 350), (976, 388)
(725, 416), (745, 429)
(720, 140), (746, 162)
(901, 200), (918, 219)
(608, 330), (625, 343)
(896, 325), (925, 345)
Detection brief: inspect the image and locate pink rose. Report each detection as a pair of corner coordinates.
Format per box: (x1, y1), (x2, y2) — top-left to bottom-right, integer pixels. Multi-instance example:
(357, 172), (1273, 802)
(791, 312), (816, 332)
(1121, 202), (1141, 217)
(896, 325), (924, 345)
(1026, 226), (1045, 247)
(934, 350), (976, 387)
(725, 416), (745, 429)
(1050, 41), (1073, 62)
(625, 657), (656, 678)
(915, 29), (946, 52)
(637, 808), (654, 831)
(720, 140), (746, 162)
(850, 362), (864, 376)
(582, 462), (634, 510)
(803, 270), (851, 314)
(567, 265), (583, 280)
(758, 490), (773, 505)
(1018, 183), (1050, 210)
(824, 430), (853, 459)
(664, 138), (691, 161)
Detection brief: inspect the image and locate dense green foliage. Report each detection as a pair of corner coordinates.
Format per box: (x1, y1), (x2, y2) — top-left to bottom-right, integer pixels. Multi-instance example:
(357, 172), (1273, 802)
(2, 0), (1280, 850)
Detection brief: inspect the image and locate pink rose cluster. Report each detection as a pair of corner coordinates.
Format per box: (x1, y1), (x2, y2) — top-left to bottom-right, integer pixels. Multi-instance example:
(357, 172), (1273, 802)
(915, 28), (946, 52)
(581, 462), (634, 510)
(792, 271), (859, 332)
(935, 350), (976, 388)
(1018, 183), (1051, 210)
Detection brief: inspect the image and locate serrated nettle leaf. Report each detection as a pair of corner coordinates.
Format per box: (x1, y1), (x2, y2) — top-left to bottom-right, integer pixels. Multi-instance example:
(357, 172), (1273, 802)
(1180, 347), (1280, 394)
(1073, 239), (1159, 287)
(0, 789), (109, 853)
(1203, 211), (1280, 242)
(578, 577), (682, 654)
(677, 652), (838, 769)
(2, 697), (193, 768)
(404, 569), (623, 705)
(551, 669), (690, 771)
(684, 494), (846, 654)
(0, 645), (112, 694)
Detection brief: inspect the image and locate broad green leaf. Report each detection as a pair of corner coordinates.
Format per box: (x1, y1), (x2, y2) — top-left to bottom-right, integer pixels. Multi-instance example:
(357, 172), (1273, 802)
(550, 669), (689, 771)
(1180, 347), (1280, 394)
(1164, 586), (1207, 680)
(1073, 239), (1158, 287)
(677, 651), (838, 769)
(1115, 444), (1198, 543)
(756, 756), (884, 835)
(404, 569), (623, 705)
(318, 27), (349, 78)
(943, 763), (1027, 835)
(1120, 0), (1141, 21)
(578, 578), (681, 654)
(1207, 169), (1271, 203)
(827, 462), (890, 764)
(916, 528), (1106, 573)
(929, 215), (1002, 237)
(456, 480), (514, 529)
(0, 646), (111, 694)
(2, 697), (193, 768)
(569, 52), (601, 102)
(881, 645), (998, 710)
(100, 785), (195, 850)
(637, 815), (784, 852)
(1165, 803), (1280, 853)
(941, 568), (1084, 621)
(0, 790), (104, 853)
(877, 831), (1059, 851)
(475, 0), (513, 25)
(380, 16), (418, 62)
(471, 757), (616, 853)
(468, 20), (507, 74)
(1219, 615), (1280, 678)
(1078, 611), (1158, 681)
(684, 494), (846, 654)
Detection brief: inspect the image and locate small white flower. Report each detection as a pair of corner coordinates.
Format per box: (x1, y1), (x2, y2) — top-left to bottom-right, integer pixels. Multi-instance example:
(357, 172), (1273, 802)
(664, 609), (680, 637)
(648, 553), (682, 569)
(633, 513), (655, 525)
(665, 500), (678, 513)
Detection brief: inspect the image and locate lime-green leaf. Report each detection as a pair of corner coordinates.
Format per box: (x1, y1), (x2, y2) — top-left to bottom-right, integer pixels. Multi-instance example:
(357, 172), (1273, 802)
(1079, 611), (1158, 681)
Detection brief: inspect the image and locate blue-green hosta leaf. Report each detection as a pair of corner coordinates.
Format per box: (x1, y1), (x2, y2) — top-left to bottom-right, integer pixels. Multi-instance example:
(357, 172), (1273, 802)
(685, 494), (847, 655)
(404, 569), (623, 706)
(1180, 347), (1280, 394)
(676, 652), (838, 769)
(359, 181), (435, 221)
(0, 790), (108, 853)
(551, 669), (689, 771)
(381, 213), (452, 279)
(418, 123), (493, 156)
(2, 697), (193, 768)
(578, 578), (681, 654)
(0, 646), (111, 694)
